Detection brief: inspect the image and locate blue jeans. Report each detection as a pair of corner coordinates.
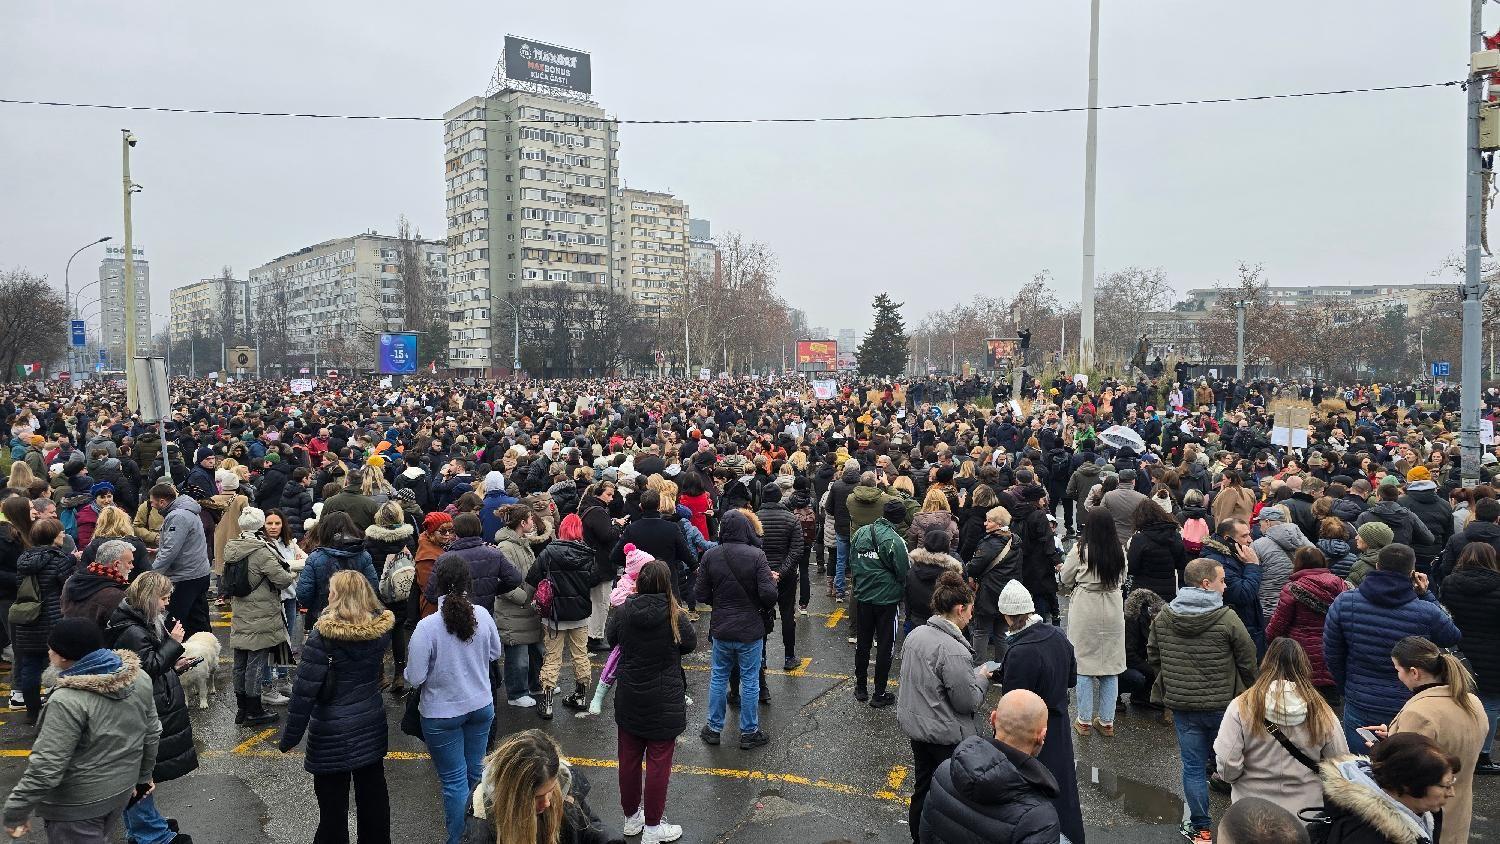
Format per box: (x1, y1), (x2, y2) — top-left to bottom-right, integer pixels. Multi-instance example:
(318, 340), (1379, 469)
(1173, 709), (1224, 831)
(834, 535), (849, 595)
(422, 704), (494, 844)
(1076, 674), (1119, 725)
(1481, 693), (1500, 755)
(1341, 701), (1386, 755)
(706, 639), (763, 736)
(503, 642), (543, 699)
(124, 792), (174, 844)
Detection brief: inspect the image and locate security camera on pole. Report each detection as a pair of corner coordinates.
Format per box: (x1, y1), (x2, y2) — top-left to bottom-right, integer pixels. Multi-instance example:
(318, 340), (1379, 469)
(1464, 1), (1496, 486)
(121, 130), (142, 410)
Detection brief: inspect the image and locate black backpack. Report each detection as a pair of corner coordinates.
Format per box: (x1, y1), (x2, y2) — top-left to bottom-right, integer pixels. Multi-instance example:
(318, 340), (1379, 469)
(223, 550), (263, 598)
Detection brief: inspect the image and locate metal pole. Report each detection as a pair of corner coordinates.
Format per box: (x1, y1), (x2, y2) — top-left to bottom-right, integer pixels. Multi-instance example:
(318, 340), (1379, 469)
(1235, 300), (1247, 381)
(1463, 0), (1488, 486)
(190, 340), (194, 378)
(121, 131), (138, 410)
(510, 299), (521, 380)
(684, 313), (691, 378)
(1078, 0), (1101, 373)
(256, 338), (262, 379)
(158, 417), (169, 484)
(63, 237), (110, 385)
(950, 337), (955, 375)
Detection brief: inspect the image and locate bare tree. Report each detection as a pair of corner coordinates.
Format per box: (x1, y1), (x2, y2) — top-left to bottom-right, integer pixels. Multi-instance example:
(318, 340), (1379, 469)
(1093, 267), (1174, 365)
(216, 265), (240, 347)
(251, 267), (294, 374)
(0, 269), (67, 381)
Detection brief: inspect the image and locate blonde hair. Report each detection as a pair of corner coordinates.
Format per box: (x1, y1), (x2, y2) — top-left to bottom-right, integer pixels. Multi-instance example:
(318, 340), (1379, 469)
(126, 571), (173, 625)
(7, 462), (35, 491)
(374, 501), (405, 527)
(323, 570), (383, 626)
(482, 730), (563, 844)
(657, 480), (678, 513)
(891, 475), (915, 496)
(957, 460), (976, 479)
(94, 505), (133, 539)
(921, 488), (951, 513)
(1238, 638), (1337, 746)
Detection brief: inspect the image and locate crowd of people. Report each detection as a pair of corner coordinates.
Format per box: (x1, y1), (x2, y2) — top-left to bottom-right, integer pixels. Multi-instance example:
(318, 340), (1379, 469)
(0, 370), (1494, 844)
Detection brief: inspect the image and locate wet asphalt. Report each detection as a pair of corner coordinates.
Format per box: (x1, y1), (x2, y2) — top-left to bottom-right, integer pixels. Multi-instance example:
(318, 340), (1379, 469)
(0, 575), (1494, 843)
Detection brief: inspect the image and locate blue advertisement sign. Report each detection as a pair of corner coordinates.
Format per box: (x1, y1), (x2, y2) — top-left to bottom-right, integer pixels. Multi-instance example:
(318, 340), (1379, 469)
(378, 333), (418, 375)
(99, 348), (108, 365)
(1431, 361), (1451, 378)
(70, 320), (86, 347)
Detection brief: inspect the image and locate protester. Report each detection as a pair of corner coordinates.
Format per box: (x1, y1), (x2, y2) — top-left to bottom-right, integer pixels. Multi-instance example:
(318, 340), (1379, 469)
(280, 570), (395, 844)
(2, 617), (161, 842)
(696, 509), (778, 750)
(148, 483), (213, 638)
(964, 506), (1020, 664)
(850, 498), (910, 707)
(1202, 518), (1266, 654)
(1216, 797), (1313, 844)
(224, 507), (297, 719)
(1264, 545), (1348, 705)
(1436, 541), (1500, 774)
(527, 512), (596, 720)
(754, 484), (804, 672)
(411, 511), (454, 621)
(104, 572), (201, 844)
(606, 560), (696, 844)
(493, 503), (544, 708)
(12, 518), (73, 724)
(297, 511), (378, 628)
(1250, 507), (1312, 622)
(1318, 732), (1457, 844)
(1127, 499), (1187, 600)
(896, 571), (988, 842)
(60, 537), (134, 629)
(1061, 507), (1126, 737)
(460, 729), (612, 844)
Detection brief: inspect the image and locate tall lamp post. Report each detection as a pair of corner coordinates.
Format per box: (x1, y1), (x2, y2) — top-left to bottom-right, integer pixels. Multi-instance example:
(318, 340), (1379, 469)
(684, 302), (710, 378)
(64, 236), (111, 382)
(503, 297), (522, 379)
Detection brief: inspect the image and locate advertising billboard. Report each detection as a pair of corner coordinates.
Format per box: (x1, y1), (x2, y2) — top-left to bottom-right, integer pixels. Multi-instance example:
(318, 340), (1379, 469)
(378, 333), (418, 375)
(985, 338), (1018, 370)
(504, 36), (591, 96)
(795, 340), (839, 371)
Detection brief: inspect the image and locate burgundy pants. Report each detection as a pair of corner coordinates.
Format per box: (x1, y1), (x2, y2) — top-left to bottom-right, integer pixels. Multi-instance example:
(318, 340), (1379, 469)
(617, 729), (676, 825)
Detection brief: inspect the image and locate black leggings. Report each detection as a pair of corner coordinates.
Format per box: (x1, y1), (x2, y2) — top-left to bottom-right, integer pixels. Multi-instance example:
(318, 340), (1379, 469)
(855, 602), (898, 694)
(777, 584), (798, 659)
(312, 761), (390, 844)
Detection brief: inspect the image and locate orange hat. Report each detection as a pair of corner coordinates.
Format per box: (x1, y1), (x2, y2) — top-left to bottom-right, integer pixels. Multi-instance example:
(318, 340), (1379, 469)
(1406, 466), (1432, 483)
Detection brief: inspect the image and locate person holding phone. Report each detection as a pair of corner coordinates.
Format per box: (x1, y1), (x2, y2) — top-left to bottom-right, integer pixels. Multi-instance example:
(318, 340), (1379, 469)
(895, 571), (988, 843)
(105, 571), (200, 844)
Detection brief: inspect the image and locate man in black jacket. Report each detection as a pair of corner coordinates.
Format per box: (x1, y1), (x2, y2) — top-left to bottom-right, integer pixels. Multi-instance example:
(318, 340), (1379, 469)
(756, 485), (805, 671)
(827, 463), (860, 602)
(610, 489), (694, 588)
(696, 510), (779, 750)
(1437, 496), (1500, 586)
(1398, 467), (1453, 576)
(919, 689), (1061, 844)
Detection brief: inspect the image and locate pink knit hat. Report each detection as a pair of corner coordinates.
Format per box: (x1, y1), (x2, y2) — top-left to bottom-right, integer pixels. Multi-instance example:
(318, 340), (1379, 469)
(623, 543), (654, 578)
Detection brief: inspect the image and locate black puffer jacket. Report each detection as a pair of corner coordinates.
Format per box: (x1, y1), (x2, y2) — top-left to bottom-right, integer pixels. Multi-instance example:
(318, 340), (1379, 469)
(1440, 566), (1500, 696)
(1355, 501), (1433, 549)
(755, 501), (805, 584)
(104, 600), (198, 782)
(278, 482), (315, 539)
(1436, 518), (1500, 584)
(255, 460), (291, 510)
(1012, 501), (1058, 599)
(609, 512), (693, 574)
(527, 539), (595, 624)
(0, 522), (22, 602)
(905, 548), (961, 621)
(918, 735), (1062, 844)
(578, 498), (621, 586)
(11, 545), (73, 655)
(426, 535), (521, 616)
(1127, 519), (1187, 600)
(828, 475), (858, 538)
(606, 592), (697, 741)
(278, 610), (395, 774)
(964, 531), (1020, 619)
(693, 510), (778, 643)
(1397, 487), (1453, 567)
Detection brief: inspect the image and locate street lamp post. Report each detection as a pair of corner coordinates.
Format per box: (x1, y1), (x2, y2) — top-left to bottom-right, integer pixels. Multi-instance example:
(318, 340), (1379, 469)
(1233, 300), (1248, 380)
(503, 297), (522, 379)
(64, 236), (111, 383)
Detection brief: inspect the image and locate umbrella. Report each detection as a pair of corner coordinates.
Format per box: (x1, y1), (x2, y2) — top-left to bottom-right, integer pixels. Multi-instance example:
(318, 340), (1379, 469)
(1099, 425), (1146, 453)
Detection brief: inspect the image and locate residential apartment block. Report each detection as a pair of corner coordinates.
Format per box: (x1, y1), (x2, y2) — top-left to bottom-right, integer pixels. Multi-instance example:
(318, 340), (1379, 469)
(618, 187), (688, 320)
(167, 276), (247, 344)
(98, 245), (151, 364)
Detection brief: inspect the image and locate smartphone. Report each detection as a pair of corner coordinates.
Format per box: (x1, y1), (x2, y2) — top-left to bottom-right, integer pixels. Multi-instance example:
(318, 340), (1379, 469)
(125, 782), (151, 809)
(177, 656), (204, 673)
(980, 660), (1002, 675)
(1355, 727), (1379, 747)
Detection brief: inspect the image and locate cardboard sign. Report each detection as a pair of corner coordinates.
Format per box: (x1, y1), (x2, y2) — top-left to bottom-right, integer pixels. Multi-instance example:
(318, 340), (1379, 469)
(289, 378), (314, 394)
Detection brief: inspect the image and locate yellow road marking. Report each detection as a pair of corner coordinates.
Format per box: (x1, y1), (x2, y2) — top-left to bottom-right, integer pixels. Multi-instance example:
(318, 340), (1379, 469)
(0, 749), (30, 757)
(785, 657), (813, 676)
(232, 727), (277, 754)
(823, 608), (845, 629)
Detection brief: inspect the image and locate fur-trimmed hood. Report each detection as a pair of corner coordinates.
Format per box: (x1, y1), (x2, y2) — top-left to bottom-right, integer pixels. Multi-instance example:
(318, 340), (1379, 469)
(909, 547), (962, 572)
(1124, 587), (1166, 620)
(313, 609), (395, 641)
(52, 650), (142, 700)
(364, 522), (414, 544)
(1320, 755), (1435, 844)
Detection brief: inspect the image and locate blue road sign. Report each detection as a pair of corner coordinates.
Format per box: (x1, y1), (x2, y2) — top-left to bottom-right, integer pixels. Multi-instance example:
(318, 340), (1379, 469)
(1431, 361), (1451, 378)
(99, 348), (108, 366)
(70, 320), (86, 347)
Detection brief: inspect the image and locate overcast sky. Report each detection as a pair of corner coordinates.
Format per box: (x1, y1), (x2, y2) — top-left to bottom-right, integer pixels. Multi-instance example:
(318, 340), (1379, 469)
(0, 2), (1470, 338)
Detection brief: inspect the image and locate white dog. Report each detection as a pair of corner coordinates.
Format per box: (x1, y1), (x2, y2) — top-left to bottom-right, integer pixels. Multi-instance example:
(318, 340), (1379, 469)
(179, 631), (222, 710)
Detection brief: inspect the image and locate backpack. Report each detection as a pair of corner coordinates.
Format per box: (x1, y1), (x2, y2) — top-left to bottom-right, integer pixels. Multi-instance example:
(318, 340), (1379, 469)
(8, 573), (41, 626)
(1181, 517), (1209, 554)
(794, 504), (818, 545)
(223, 550), (263, 598)
(532, 575), (556, 620)
(58, 506), (79, 541)
(379, 548), (416, 603)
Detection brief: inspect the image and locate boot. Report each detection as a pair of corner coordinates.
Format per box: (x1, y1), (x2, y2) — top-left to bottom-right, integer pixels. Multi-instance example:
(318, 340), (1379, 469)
(234, 693), (248, 725)
(562, 682), (589, 711)
(538, 687), (555, 720)
(585, 680), (610, 716)
(22, 688), (40, 726)
(242, 695), (278, 727)
(389, 663), (408, 697)
(1477, 752), (1500, 775)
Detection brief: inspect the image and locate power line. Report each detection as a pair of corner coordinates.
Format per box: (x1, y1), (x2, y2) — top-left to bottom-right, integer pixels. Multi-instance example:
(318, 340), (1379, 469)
(0, 81), (1460, 126)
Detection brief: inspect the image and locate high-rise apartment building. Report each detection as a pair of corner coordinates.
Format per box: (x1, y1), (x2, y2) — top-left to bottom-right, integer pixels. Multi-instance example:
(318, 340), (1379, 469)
(167, 277), (248, 344)
(443, 38), (620, 375)
(617, 188), (688, 320)
(247, 232), (446, 364)
(688, 217), (718, 278)
(98, 244), (151, 364)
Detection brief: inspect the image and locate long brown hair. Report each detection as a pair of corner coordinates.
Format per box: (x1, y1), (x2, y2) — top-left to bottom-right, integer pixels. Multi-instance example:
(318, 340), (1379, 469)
(1238, 637), (1337, 746)
(0, 496), (34, 548)
(1392, 636), (1480, 717)
(434, 557), (478, 641)
(482, 729), (563, 844)
(635, 560), (681, 644)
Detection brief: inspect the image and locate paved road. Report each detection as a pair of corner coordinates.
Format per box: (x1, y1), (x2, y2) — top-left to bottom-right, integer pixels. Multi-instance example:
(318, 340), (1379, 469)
(0, 581), (1494, 843)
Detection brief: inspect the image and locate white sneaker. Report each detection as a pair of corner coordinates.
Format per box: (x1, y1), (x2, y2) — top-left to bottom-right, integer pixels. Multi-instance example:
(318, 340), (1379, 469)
(8, 691), (23, 711)
(507, 695), (537, 708)
(623, 808), (645, 837)
(642, 821), (682, 844)
(846, 636), (856, 644)
(261, 690), (290, 706)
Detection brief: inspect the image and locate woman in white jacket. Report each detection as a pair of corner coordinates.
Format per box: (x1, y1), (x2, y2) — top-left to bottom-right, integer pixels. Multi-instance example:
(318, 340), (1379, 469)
(1213, 637), (1348, 815)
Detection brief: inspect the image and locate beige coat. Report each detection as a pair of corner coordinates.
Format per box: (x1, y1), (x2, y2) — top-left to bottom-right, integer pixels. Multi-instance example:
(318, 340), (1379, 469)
(210, 492), (247, 575)
(1211, 486), (1257, 525)
(133, 501), (165, 547)
(1389, 685), (1488, 844)
(1060, 544), (1124, 676)
(1213, 696), (1348, 815)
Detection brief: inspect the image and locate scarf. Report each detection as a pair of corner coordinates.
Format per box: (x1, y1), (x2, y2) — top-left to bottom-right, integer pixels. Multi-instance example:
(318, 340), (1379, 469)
(60, 648), (123, 678)
(86, 562), (128, 586)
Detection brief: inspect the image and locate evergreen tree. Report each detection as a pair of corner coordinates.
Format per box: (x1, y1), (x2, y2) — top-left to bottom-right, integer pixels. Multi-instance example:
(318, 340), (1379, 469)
(856, 293), (911, 377)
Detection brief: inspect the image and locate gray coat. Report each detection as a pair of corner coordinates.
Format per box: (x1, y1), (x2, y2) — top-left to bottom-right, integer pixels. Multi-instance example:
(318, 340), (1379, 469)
(1097, 487), (1149, 544)
(226, 534), (298, 652)
(896, 615), (986, 746)
(493, 527), (542, 646)
(152, 495), (210, 582)
(1251, 521), (1311, 621)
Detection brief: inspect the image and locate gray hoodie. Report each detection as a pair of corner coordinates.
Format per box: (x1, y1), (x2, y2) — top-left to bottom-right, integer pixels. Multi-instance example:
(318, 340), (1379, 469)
(1168, 585), (1224, 616)
(152, 495), (211, 582)
(1251, 522), (1312, 620)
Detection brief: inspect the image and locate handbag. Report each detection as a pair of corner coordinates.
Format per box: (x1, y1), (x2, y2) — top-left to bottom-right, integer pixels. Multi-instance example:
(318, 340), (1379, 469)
(400, 685), (424, 738)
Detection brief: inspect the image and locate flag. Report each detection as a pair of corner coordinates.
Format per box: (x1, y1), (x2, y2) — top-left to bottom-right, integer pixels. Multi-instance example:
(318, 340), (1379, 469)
(429, 360), (436, 375)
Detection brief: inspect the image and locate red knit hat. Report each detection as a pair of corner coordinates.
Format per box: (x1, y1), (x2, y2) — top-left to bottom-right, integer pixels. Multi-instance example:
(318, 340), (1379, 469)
(422, 512), (453, 533)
